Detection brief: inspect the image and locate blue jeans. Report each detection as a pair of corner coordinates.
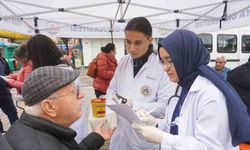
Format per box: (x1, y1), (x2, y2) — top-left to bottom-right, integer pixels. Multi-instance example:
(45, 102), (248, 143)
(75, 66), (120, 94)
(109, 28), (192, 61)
(0, 94), (18, 132)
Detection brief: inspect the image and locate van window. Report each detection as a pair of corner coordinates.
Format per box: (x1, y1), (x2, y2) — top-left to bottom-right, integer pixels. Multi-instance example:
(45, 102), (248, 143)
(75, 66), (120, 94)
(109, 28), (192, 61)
(242, 35), (250, 53)
(198, 34), (212, 53)
(217, 34), (237, 53)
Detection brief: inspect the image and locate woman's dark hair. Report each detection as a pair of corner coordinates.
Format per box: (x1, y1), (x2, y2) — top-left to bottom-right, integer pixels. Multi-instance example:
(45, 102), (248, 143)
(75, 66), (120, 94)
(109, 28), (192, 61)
(101, 43), (115, 53)
(125, 17), (152, 37)
(14, 45), (29, 60)
(26, 34), (64, 69)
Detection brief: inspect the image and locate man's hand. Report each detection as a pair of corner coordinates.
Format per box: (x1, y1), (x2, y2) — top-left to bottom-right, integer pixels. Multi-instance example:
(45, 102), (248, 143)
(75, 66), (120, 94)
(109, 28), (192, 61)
(95, 122), (115, 140)
(132, 123), (163, 144)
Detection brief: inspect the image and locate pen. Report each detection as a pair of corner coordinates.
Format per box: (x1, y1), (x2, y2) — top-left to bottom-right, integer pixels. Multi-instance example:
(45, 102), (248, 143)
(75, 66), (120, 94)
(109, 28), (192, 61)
(144, 107), (156, 117)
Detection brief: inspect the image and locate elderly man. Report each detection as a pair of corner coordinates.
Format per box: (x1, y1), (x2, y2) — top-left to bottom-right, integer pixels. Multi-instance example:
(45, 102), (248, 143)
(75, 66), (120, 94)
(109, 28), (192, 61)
(5, 66), (113, 150)
(214, 55), (231, 79)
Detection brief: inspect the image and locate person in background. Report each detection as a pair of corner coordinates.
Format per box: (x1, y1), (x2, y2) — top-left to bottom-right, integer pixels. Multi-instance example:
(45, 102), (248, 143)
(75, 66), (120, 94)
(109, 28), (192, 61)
(26, 34), (88, 143)
(132, 29), (250, 150)
(0, 77), (18, 134)
(227, 57), (250, 115)
(213, 55), (231, 79)
(93, 43), (117, 98)
(227, 57), (250, 150)
(0, 51), (6, 76)
(3, 45), (32, 94)
(71, 51), (76, 69)
(106, 17), (176, 150)
(5, 66), (114, 150)
(0, 50), (12, 76)
(0, 59), (18, 133)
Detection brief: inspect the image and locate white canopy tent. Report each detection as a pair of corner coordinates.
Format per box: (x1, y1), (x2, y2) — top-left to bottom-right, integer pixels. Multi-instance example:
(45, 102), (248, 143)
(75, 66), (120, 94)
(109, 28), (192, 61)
(0, 0), (250, 38)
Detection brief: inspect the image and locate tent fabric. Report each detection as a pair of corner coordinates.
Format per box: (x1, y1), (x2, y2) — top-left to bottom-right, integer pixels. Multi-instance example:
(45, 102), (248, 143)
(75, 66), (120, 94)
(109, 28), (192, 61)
(0, 0), (250, 38)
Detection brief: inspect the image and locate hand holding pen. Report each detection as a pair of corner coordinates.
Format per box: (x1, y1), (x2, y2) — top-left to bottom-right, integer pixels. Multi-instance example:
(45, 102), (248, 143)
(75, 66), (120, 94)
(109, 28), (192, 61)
(0, 75), (10, 82)
(136, 107), (157, 126)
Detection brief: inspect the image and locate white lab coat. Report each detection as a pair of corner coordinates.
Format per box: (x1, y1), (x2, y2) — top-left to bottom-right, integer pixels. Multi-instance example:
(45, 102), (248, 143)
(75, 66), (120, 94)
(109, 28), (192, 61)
(58, 64), (89, 143)
(157, 75), (238, 150)
(107, 52), (176, 150)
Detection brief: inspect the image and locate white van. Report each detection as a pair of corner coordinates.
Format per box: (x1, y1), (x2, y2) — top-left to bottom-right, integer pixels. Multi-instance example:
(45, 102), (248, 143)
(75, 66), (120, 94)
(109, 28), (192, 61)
(198, 26), (250, 69)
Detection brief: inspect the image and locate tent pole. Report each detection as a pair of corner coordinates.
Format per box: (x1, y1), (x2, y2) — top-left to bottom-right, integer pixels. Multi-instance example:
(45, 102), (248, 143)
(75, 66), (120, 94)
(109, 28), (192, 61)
(34, 17), (39, 34)
(181, 3), (222, 28)
(176, 19), (180, 28)
(220, 0), (228, 29)
(112, 2), (121, 27)
(109, 20), (114, 44)
(0, 0), (33, 29)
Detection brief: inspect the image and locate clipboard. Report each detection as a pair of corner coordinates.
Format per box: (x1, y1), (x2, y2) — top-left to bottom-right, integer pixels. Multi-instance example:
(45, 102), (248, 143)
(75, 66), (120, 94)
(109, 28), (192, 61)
(107, 104), (142, 124)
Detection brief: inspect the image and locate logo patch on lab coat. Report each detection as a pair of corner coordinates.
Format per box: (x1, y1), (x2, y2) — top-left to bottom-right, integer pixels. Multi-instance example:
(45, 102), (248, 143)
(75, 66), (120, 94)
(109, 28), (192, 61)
(141, 85), (152, 96)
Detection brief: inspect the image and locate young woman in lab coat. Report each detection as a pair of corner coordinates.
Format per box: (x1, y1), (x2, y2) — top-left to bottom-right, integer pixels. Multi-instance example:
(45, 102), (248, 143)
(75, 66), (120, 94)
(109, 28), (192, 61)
(133, 29), (250, 149)
(106, 17), (176, 150)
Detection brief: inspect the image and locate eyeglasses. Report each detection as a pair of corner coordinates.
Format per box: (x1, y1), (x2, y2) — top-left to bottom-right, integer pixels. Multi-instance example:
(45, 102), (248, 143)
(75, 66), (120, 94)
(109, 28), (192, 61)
(47, 86), (80, 99)
(160, 57), (174, 68)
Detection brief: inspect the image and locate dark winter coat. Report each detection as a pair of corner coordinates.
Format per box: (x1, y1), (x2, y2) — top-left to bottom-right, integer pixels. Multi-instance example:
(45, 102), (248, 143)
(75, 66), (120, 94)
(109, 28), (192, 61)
(93, 52), (117, 93)
(227, 60), (250, 116)
(0, 134), (13, 150)
(5, 112), (104, 150)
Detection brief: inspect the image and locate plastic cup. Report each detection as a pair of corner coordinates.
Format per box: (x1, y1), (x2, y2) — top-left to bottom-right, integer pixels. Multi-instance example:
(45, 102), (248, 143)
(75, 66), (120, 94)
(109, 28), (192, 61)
(91, 98), (106, 118)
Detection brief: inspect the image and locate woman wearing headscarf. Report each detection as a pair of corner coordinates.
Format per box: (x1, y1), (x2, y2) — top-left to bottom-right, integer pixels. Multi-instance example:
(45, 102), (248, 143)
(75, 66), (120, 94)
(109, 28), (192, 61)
(132, 29), (250, 149)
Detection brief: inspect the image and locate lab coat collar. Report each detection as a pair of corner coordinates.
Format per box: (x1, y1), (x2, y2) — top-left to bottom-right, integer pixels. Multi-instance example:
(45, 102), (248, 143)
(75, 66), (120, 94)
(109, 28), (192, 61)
(188, 75), (204, 92)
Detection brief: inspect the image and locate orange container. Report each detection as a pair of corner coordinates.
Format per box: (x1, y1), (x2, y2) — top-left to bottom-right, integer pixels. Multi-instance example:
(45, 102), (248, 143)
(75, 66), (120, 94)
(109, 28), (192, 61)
(91, 98), (106, 118)
(240, 144), (250, 150)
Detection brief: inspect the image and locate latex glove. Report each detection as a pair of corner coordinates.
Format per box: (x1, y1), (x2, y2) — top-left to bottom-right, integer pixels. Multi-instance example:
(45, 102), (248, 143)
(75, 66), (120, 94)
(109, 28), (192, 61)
(132, 123), (163, 144)
(106, 111), (117, 129)
(136, 109), (157, 126)
(112, 94), (133, 107)
(95, 122), (115, 140)
(125, 97), (133, 107)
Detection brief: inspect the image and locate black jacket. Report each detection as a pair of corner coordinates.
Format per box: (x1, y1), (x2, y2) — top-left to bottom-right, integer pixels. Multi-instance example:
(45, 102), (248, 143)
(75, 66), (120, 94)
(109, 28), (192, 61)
(0, 56), (12, 75)
(227, 60), (250, 116)
(5, 112), (104, 150)
(0, 77), (11, 96)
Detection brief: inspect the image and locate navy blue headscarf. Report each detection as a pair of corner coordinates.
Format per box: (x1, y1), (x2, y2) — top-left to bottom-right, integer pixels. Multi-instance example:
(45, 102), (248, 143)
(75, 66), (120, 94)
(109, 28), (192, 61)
(159, 29), (250, 146)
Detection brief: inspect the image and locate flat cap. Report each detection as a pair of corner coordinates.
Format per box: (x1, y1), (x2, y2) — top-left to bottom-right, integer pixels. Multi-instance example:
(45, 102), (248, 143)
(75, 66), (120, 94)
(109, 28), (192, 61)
(22, 66), (79, 106)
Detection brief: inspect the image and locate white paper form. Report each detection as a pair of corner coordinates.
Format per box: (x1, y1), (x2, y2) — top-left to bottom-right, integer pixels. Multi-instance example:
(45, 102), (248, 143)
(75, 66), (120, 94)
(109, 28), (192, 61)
(0, 75), (8, 80)
(107, 104), (142, 124)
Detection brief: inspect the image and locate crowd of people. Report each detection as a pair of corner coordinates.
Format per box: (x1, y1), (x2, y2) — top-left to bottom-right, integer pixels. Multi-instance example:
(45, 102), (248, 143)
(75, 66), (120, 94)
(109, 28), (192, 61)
(0, 16), (249, 150)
